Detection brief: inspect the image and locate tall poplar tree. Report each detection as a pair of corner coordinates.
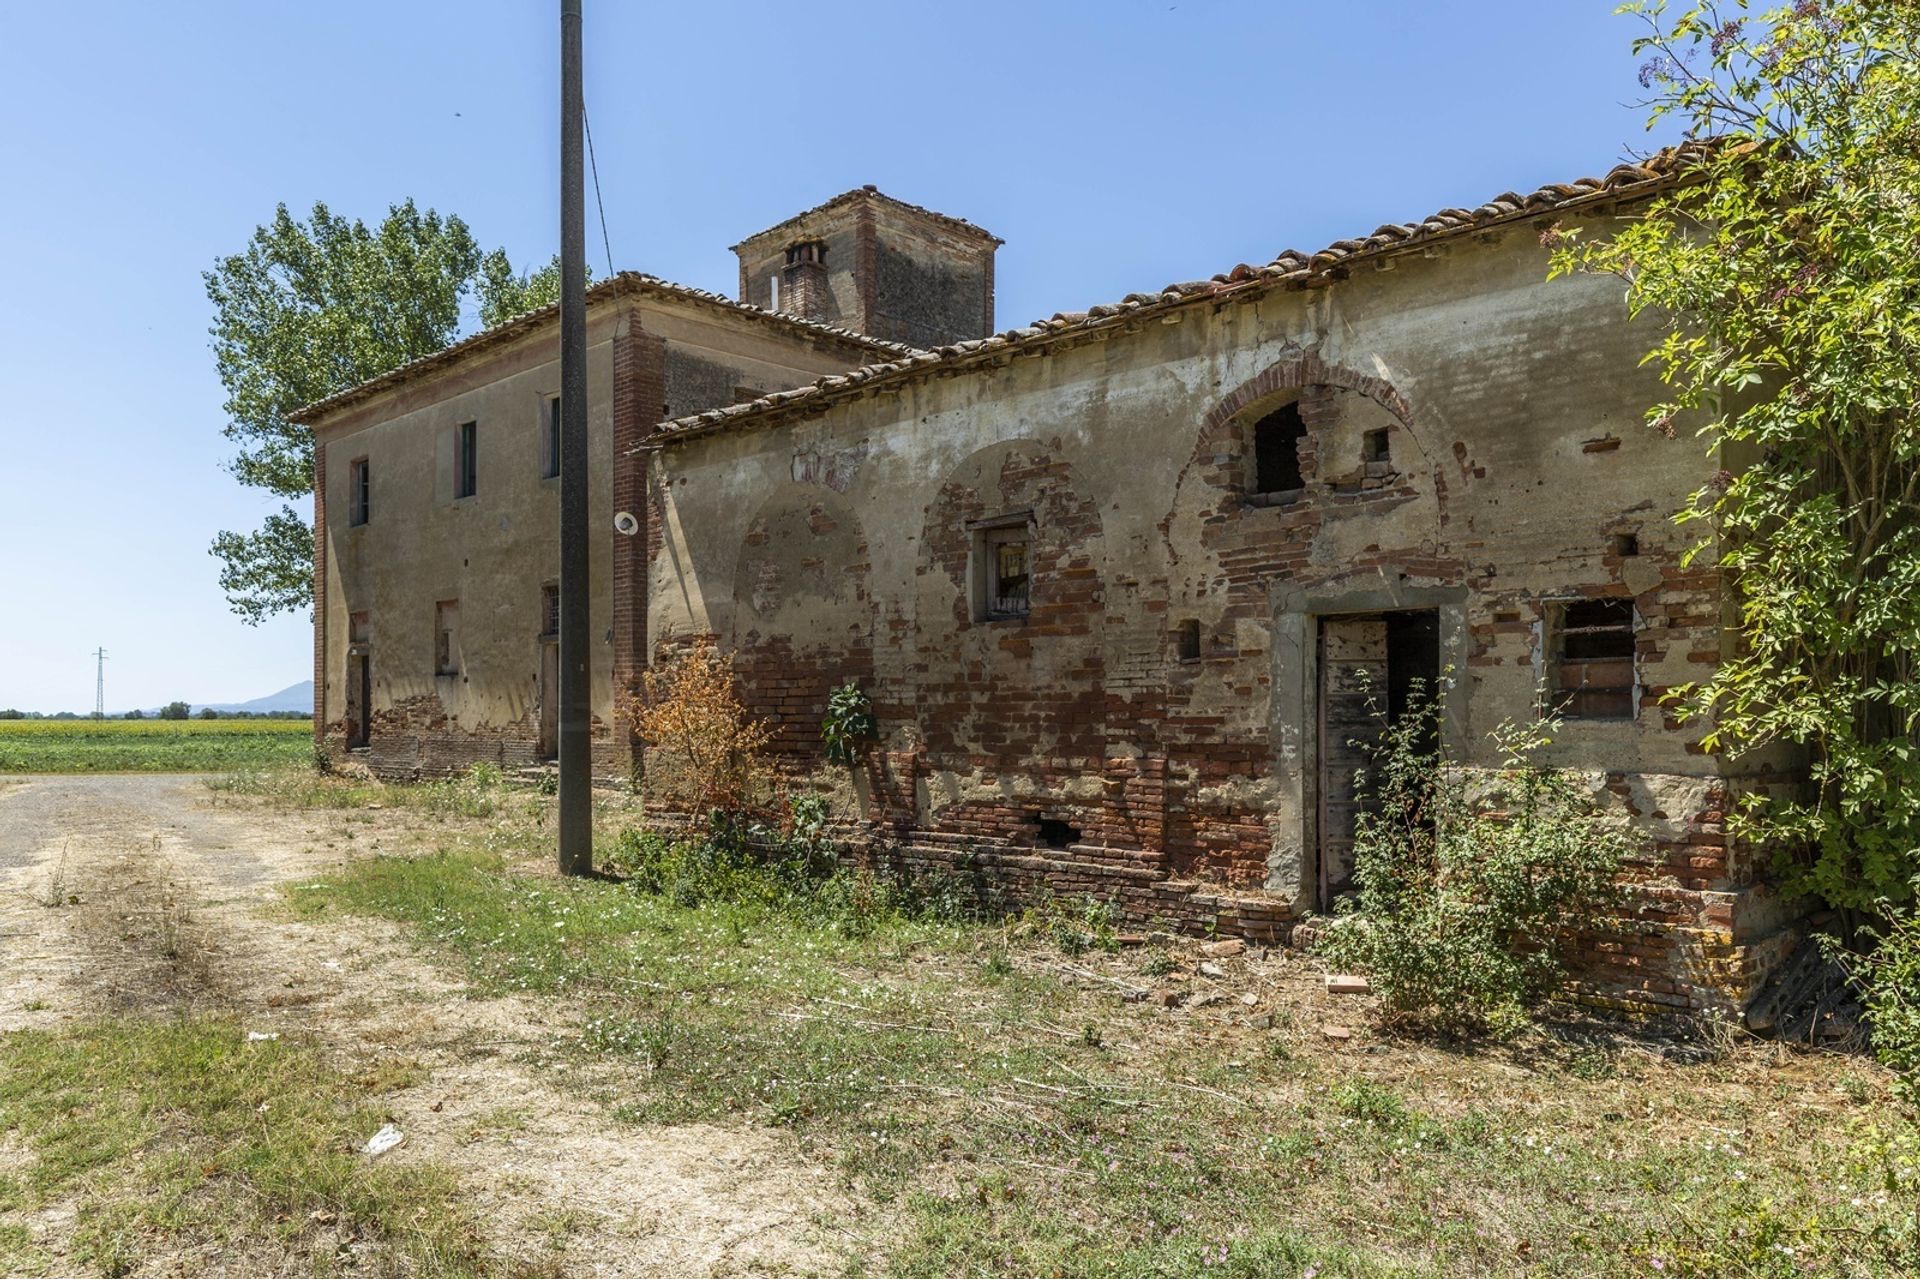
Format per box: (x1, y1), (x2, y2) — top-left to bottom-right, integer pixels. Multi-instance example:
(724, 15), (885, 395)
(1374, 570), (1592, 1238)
(206, 201), (549, 621)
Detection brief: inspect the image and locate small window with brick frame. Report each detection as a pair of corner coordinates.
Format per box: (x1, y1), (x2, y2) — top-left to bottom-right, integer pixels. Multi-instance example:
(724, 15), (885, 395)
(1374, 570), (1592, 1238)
(1550, 598), (1636, 720)
(969, 513), (1033, 622)
(434, 599), (461, 677)
(540, 583), (559, 638)
(348, 456), (370, 527)
(1252, 402), (1307, 498)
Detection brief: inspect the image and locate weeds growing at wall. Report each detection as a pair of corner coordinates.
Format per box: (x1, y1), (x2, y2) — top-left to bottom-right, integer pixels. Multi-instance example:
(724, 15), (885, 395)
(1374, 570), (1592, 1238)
(605, 793), (986, 937)
(820, 681), (876, 766)
(1315, 688), (1631, 1033)
(620, 639), (774, 816)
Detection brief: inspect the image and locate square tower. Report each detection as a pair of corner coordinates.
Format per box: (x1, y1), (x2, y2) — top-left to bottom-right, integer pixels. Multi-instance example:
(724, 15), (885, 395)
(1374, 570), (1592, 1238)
(733, 186), (1002, 349)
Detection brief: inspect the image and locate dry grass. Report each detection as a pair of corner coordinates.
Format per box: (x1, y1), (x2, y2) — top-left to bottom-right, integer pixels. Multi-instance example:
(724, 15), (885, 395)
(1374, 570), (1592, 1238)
(283, 800), (1918, 1278)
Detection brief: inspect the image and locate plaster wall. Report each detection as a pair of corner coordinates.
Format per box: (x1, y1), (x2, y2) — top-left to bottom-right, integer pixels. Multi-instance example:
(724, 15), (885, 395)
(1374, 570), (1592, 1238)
(313, 296), (885, 778)
(653, 216), (1772, 1012)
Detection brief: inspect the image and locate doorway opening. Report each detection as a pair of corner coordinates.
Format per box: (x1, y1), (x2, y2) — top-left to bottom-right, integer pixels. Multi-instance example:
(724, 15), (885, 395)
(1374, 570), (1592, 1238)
(537, 642), (560, 761)
(1315, 609), (1439, 908)
(346, 653), (371, 750)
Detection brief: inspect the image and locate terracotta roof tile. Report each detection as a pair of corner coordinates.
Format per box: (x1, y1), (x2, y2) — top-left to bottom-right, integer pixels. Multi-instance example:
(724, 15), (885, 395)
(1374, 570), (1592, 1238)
(291, 271), (916, 425)
(729, 184), (1004, 252)
(650, 144), (1719, 448)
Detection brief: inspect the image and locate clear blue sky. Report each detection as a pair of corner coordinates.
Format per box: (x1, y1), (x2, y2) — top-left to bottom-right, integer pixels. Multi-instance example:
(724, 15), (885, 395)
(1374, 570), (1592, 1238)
(0, 1), (1679, 714)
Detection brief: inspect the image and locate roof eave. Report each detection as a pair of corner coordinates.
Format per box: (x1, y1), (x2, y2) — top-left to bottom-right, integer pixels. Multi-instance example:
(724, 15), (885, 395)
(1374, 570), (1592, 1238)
(651, 149), (1709, 451)
(290, 271), (915, 428)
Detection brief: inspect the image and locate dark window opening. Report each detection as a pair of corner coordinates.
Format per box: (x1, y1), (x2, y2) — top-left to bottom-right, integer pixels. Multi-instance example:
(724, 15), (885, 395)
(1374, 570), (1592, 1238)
(541, 397), (560, 479)
(973, 518), (1033, 621)
(1362, 428), (1391, 464)
(540, 583), (559, 638)
(1175, 618), (1201, 663)
(1253, 403), (1307, 495)
(348, 456), (369, 526)
(1553, 598), (1635, 720)
(456, 420), (478, 498)
(784, 240), (826, 266)
(1610, 532), (1640, 557)
(1036, 818), (1080, 850)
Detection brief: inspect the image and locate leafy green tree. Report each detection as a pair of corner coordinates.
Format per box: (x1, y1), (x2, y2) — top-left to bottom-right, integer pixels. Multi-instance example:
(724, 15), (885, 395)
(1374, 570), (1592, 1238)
(1553, 1), (1920, 930)
(197, 707), (219, 720)
(476, 251), (593, 328)
(123, 708), (144, 721)
(205, 201), (486, 622)
(158, 702), (192, 721)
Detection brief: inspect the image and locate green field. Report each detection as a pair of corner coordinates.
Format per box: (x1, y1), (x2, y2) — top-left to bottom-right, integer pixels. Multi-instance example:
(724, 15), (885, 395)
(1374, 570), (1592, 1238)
(0, 719), (312, 774)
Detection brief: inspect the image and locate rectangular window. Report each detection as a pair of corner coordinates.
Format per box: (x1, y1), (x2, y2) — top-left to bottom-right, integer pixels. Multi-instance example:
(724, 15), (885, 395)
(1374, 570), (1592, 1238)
(434, 600), (461, 676)
(456, 420), (478, 498)
(541, 397), (560, 479)
(540, 583), (559, 638)
(970, 514), (1032, 621)
(348, 457), (370, 526)
(1551, 598), (1635, 720)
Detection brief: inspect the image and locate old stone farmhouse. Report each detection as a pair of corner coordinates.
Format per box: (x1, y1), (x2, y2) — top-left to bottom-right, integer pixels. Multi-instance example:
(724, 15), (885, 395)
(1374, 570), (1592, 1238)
(296, 151), (1791, 1015)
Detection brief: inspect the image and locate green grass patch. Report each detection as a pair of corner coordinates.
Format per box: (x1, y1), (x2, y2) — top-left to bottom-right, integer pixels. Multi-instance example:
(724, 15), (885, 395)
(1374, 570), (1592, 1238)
(0, 1016), (518, 1277)
(286, 834), (1920, 1277)
(210, 760), (540, 820)
(0, 719), (312, 774)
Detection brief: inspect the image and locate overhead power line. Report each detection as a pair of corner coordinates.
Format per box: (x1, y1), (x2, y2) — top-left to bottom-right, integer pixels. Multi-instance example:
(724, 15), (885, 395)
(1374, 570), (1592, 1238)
(584, 107), (615, 279)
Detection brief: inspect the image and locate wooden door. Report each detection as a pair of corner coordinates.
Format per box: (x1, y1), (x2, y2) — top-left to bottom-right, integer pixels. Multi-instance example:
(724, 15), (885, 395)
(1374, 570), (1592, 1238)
(1317, 616), (1389, 906)
(537, 641), (559, 760)
(347, 652), (371, 748)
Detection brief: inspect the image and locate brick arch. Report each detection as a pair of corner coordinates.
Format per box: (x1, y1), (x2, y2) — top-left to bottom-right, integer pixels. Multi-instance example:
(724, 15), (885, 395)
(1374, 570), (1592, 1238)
(730, 483), (870, 647)
(1205, 345), (1415, 439)
(1162, 345), (1426, 536)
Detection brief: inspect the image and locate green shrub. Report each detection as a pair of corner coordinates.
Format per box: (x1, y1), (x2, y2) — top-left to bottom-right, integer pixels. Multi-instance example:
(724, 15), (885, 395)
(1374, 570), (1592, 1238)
(1314, 685), (1631, 1033)
(604, 795), (979, 936)
(1015, 890), (1120, 956)
(1855, 918), (1920, 1108)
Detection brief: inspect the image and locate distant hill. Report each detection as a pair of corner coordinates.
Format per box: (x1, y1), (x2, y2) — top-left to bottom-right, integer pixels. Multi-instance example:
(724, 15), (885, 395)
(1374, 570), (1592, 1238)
(200, 681), (314, 715)
(122, 681), (314, 718)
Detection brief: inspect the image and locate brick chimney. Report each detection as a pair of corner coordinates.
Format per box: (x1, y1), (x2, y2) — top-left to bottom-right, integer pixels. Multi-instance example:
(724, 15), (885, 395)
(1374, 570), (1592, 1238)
(734, 188), (1002, 347)
(780, 240), (830, 323)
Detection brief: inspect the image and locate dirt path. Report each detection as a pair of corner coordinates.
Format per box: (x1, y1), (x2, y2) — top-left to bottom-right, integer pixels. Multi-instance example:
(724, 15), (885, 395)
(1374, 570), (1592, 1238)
(0, 774), (851, 1277)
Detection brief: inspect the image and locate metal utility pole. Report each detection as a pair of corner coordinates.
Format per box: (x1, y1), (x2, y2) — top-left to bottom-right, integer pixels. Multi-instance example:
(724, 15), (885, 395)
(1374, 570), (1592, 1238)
(93, 648), (107, 719)
(557, 0), (592, 876)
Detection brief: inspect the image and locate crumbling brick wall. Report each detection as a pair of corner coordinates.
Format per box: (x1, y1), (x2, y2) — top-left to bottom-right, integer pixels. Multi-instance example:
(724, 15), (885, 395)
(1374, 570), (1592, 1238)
(649, 214), (1786, 1016)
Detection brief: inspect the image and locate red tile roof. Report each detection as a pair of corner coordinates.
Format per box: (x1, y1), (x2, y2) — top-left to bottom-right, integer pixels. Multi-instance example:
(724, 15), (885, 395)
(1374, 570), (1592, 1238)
(291, 271), (915, 425)
(653, 143), (1718, 447)
(730, 184), (1003, 252)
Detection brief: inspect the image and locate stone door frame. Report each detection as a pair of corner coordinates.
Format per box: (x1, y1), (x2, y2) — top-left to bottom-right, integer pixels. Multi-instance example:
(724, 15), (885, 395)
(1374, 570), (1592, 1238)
(1266, 577), (1471, 911)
